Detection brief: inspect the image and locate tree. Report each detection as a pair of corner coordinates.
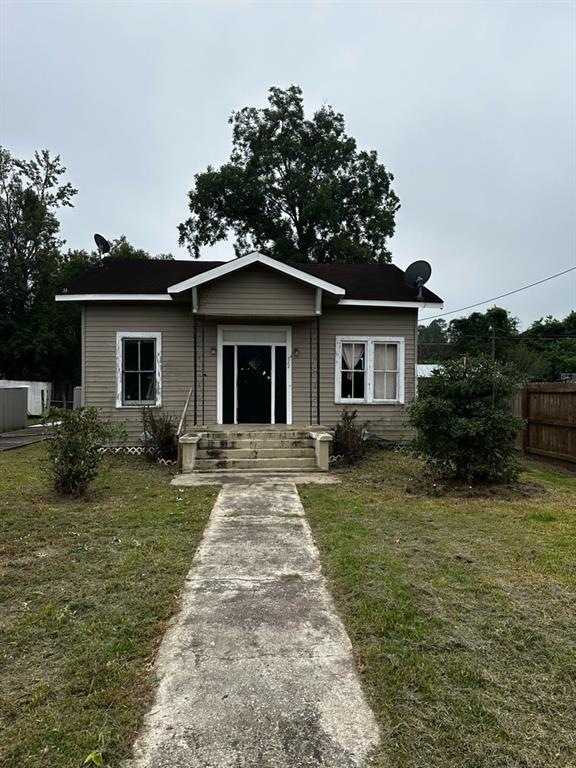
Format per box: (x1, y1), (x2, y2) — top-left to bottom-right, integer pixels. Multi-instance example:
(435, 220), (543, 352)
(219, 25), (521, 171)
(103, 235), (173, 260)
(179, 85), (400, 263)
(0, 147), (77, 381)
(520, 312), (576, 380)
(448, 307), (519, 360)
(409, 357), (524, 483)
(418, 319), (450, 362)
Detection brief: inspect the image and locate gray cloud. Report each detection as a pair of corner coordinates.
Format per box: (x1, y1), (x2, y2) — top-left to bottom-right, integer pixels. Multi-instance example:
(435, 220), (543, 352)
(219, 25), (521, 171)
(1, 0), (574, 327)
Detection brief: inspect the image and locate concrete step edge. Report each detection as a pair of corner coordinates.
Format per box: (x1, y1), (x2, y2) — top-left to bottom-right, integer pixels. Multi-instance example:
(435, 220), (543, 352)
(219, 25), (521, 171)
(197, 448), (316, 459)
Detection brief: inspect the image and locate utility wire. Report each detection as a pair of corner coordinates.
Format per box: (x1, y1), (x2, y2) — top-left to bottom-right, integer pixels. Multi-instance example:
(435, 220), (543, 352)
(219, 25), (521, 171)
(419, 337), (576, 345)
(419, 333), (576, 340)
(421, 265), (576, 321)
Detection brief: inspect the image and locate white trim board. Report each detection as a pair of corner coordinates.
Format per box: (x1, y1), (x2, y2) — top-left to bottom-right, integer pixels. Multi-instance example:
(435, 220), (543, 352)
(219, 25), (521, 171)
(56, 294), (172, 302)
(337, 299), (443, 308)
(167, 252), (346, 296)
(216, 324), (293, 425)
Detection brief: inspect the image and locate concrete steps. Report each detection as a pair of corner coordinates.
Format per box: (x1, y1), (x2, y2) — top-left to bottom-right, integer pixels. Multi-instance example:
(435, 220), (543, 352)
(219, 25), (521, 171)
(197, 447), (316, 460)
(194, 456), (318, 471)
(193, 429), (319, 472)
(201, 438), (312, 450)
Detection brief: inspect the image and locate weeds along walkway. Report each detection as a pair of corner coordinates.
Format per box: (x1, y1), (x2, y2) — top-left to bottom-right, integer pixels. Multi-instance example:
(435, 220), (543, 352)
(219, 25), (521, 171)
(128, 477), (379, 768)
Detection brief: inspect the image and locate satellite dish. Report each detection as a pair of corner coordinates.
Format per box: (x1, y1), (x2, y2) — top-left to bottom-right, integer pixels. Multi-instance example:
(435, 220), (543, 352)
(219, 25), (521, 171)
(404, 260), (432, 300)
(94, 233), (111, 255)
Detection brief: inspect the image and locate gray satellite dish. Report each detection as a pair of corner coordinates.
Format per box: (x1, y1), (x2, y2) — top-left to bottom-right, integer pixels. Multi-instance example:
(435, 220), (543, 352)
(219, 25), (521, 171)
(94, 233), (111, 255)
(404, 260), (432, 300)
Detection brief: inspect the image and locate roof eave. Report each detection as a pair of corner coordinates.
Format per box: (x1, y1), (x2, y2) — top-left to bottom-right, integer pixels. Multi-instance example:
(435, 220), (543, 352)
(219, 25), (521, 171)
(337, 299), (444, 309)
(55, 293), (172, 302)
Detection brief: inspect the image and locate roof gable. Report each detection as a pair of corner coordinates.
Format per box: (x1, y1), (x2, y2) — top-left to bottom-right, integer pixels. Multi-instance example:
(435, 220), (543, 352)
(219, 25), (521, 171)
(167, 252), (345, 296)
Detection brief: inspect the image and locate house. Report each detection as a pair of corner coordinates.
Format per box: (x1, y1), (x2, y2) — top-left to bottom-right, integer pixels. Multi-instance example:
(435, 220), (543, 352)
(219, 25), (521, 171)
(55, 252), (443, 471)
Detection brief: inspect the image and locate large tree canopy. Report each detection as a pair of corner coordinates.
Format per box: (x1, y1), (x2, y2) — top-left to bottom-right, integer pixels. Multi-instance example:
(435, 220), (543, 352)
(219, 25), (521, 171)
(178, 85), (400, 263)
(0, 146), (172, 386)
(0, 147), (78, 381)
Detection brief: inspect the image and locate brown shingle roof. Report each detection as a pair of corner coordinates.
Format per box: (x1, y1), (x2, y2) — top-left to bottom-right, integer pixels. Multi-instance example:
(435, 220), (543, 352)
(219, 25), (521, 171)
(62, 257), (443, 304)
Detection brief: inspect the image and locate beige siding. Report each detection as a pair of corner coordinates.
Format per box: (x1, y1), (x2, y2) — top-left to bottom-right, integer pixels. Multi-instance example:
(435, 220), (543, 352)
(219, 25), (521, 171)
(198, 264), (316, 316)
(291, 308), (416, 439)
(83, 303), (416, 442)
(84, 304), (195, 441)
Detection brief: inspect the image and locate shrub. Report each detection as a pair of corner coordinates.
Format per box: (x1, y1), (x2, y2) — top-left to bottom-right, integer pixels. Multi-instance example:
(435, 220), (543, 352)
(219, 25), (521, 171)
(47, 407), (117, 496)
(408, 357), (524, 483)
(333, 407), (368, 464)
(141, 407), (177, 462)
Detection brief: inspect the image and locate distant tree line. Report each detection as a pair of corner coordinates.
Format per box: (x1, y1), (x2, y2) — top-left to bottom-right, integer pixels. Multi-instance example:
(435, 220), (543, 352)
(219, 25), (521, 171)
(0, 147), (172, 388)
(418, 306), (576, 381)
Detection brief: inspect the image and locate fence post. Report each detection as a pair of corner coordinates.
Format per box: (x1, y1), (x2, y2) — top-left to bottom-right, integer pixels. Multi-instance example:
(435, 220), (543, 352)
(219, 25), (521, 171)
(521, 386), (529, 455)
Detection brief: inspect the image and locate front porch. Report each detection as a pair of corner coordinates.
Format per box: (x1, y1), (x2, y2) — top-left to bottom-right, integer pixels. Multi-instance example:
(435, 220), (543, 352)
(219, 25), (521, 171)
(178, 425), (333, 474)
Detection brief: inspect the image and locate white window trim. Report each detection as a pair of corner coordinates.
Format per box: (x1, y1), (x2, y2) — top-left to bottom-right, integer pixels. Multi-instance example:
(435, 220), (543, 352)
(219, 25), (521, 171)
(216, 325), (292, 425)
(334, 336), (405, 405)
(116, 332), (162, 408)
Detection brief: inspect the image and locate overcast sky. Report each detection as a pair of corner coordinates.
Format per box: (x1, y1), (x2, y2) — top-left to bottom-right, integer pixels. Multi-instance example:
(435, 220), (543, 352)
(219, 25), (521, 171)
(1, 0), (574, 328)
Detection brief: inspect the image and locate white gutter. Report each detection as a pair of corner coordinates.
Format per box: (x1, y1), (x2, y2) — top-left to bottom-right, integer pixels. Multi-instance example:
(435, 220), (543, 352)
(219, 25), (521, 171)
(55, 294), (172, 302)
(338, 299), (444, 309)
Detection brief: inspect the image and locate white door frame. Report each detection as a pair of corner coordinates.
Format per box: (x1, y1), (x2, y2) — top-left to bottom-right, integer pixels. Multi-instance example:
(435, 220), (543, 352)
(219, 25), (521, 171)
(216, 325), (293, 425)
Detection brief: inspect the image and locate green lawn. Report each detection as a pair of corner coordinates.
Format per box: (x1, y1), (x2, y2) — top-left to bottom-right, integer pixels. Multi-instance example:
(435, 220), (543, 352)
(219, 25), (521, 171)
(0, 444), (217, 768)
(301, 452), (576, 768)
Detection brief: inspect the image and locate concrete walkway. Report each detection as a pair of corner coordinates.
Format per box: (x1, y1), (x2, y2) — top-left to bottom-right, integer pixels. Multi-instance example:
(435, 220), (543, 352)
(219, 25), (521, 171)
(129, 478), (379, 768)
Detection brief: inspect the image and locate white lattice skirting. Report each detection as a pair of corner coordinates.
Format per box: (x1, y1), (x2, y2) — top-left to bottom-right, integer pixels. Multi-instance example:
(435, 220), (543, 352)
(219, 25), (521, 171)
(98, 446), (177, 466)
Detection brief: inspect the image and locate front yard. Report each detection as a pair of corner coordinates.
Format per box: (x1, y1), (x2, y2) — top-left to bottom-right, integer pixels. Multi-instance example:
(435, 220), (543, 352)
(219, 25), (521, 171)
(0, 444), (216, 768)
(2, 442), (574, 768)
(301, 451), (576, 768)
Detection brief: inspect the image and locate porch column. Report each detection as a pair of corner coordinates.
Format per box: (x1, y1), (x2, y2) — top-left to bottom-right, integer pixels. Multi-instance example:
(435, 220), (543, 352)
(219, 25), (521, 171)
(316, 315), (321, 425)
(315, 288), (322, 425)
(193, 313), (198, 426)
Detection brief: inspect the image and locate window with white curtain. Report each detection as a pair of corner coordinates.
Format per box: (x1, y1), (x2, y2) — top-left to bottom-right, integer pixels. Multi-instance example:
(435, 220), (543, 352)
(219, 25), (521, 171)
(335, 336), (405, 404)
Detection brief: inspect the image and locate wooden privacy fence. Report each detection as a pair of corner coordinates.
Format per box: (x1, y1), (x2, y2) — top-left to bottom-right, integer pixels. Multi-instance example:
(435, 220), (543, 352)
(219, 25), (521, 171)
(515, 383), (576, 465)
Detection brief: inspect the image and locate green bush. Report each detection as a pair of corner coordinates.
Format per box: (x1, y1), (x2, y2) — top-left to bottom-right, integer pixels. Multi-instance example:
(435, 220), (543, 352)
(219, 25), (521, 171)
(141, 407), (177, 462)
(408, 357), (524, 483)
(333, 407), (368, 464)
(47, 407), (118, 496)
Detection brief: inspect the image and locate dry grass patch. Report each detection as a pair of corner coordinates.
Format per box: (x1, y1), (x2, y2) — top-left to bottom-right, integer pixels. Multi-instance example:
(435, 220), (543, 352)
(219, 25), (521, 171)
(301, 451), (576, 768)
(0, 444), (217, 768)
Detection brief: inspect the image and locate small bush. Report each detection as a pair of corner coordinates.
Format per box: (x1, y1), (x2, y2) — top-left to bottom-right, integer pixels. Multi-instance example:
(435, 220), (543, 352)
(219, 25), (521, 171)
(47, 407), (117, 496)
(142, 407), (177, 462)
(408, 357), (524, 483)
(333, 407), (368, 464)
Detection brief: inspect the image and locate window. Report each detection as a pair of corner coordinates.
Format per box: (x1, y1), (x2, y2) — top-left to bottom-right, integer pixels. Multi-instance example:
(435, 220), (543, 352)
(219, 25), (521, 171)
(335, 336), (404, 404)
(340, 342), (366, 400)
(116, 332), (161, 407)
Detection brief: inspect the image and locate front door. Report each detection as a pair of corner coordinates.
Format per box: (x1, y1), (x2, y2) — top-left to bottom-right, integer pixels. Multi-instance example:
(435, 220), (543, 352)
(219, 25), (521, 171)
(237, 345), (272, 423)
(218, 326), (292, 425)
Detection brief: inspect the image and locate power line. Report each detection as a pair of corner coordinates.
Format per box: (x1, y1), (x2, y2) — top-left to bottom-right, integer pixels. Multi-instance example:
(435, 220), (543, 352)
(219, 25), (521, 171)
(419, 336), (576, 345)
(421, 265), (576, 321)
